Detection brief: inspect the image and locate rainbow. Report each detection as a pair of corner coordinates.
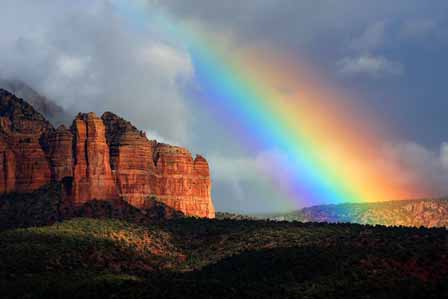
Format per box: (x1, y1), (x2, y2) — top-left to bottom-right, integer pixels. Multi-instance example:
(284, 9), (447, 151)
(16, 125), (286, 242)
(112, 1), (425, 208)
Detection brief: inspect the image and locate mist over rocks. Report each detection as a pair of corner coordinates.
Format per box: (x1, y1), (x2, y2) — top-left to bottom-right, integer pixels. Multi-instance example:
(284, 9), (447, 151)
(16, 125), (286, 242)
(0, 78), (70, 126)
(0, 88), (215, 219)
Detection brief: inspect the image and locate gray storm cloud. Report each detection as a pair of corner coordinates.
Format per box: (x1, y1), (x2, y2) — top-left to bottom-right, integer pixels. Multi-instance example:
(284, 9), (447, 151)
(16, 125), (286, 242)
(0, 0), (193, 143)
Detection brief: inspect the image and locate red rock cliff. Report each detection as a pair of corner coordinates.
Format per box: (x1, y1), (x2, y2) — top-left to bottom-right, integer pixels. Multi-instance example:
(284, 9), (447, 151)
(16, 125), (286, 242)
(152, 144), (215, 218)
(101, 112), (156, 207)
(101, 112), (215, 218)
(71, 113), (118, 205)
(0, 89), (215, 218)
(0, 89), (52, 193)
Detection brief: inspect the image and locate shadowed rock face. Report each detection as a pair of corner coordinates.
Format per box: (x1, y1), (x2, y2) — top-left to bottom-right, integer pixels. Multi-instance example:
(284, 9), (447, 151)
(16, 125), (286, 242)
(0, 89), (215, 218)
(0, 89), (52, 193)
(46, 125), (73, 181)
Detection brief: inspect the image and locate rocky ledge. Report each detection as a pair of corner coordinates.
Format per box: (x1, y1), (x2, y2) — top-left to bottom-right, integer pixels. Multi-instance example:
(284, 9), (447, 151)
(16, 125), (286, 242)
(0, 89), (215, 218)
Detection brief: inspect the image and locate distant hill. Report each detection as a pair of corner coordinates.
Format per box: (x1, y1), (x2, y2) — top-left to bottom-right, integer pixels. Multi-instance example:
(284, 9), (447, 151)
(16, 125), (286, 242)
(266, 198), (448, 227)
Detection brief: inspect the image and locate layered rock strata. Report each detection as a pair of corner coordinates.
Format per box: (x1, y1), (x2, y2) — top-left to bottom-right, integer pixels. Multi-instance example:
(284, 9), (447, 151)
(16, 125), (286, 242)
(0, 89), (215, 218)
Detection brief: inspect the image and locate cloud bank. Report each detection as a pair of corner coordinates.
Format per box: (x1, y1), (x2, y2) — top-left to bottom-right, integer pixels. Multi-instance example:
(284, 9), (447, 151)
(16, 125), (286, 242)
(380, 142), (448, 197)
(0, 0), (193, 143)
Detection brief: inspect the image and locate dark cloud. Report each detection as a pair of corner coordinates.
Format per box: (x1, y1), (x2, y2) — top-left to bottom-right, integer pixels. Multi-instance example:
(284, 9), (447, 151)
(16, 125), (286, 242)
(0, 0), (193, 143)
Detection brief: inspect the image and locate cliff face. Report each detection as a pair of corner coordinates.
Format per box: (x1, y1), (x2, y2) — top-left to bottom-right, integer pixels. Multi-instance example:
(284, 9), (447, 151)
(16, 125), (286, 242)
(0, 89), (215, 218)
(101, 112), (157, 208)
(101, 112), (214, 218)
(0, 89), (52, 193)
(70, 113), (118, 205)
(152, 144), (215, 218)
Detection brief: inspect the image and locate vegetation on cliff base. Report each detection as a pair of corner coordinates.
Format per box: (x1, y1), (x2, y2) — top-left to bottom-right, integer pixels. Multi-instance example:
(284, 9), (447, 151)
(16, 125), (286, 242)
(1, 218), (447, 298)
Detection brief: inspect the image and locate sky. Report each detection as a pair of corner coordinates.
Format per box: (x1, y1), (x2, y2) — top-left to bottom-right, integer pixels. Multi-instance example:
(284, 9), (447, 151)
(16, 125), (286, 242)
(1, 0), (448, 213)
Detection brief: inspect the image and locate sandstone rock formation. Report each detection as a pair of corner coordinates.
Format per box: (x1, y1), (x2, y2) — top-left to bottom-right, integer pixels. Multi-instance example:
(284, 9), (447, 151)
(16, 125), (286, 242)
(71, 113), (118, 205)
(46, 125), (73, 181)
(102, 112), (157, 208)
(0, 89), (215, 218)
(152, 144), (215, 218)
(0, 89), (52, 193)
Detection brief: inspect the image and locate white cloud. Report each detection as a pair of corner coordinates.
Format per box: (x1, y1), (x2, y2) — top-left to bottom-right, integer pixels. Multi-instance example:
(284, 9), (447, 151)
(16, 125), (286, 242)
(139, 42), (193, 81)
(338, 54), (403, 77)
(145, 129), (180, 146)
(207, 150), (292, 209)
(208, 148), (294, 182)
(57, 55), (90, 78)
(207, 154), (261, 204)
(339, 21), (405, 79)
(378, 142), (448, 197)
(209, 154), (260, 182)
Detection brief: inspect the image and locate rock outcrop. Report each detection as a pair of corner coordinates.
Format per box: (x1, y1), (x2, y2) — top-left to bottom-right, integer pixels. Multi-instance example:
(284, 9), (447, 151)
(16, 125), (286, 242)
(46, 125), (73, 181)
(0, 89), (52, 193)
(152, 144), (215, 218)
(0, 89), (215, 218)
(101, 112), (157, 208)
(71, 113), (118, 205)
